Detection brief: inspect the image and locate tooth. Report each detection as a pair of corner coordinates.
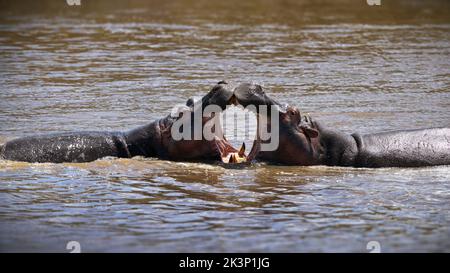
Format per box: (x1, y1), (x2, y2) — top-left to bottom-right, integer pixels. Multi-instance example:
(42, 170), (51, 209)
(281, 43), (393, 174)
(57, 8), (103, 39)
(229, 154), (234, 163)
(238, 142), (246, 156)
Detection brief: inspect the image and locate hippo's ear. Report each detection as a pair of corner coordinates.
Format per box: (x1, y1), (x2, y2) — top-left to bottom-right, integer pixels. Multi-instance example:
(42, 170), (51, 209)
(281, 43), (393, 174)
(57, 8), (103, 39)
(300, 126), (319, 138)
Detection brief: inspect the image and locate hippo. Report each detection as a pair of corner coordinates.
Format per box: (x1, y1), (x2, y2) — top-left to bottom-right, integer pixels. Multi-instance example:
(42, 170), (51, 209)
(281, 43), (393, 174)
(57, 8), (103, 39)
(3, 81), (449, 167)
(233, 83), (450, 168)
(0, 82), (248, 163)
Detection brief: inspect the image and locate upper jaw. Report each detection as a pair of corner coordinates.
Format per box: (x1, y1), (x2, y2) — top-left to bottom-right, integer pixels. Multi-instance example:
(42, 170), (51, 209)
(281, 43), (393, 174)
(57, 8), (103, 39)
(187, 81), (283, 117)
(232, 83), (284, 112)
(186, 81), (234, 111)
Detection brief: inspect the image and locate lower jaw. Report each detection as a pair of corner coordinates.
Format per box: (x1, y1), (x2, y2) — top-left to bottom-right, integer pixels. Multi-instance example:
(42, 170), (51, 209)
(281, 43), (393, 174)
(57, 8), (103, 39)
(221, 153), (247, 164)
(214, 139), (260, 165)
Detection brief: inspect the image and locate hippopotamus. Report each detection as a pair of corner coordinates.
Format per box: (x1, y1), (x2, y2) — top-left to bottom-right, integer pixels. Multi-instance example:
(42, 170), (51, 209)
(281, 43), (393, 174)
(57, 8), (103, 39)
(2, 81), (449, 167)
(0, 82), (247, 163)
(233, 83), (450, 168)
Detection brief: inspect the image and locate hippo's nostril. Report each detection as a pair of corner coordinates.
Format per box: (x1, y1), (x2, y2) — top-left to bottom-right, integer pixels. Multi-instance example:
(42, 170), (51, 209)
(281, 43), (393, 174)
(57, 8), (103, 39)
(186, 98), (194, 107)
(217, 80), (228, 85)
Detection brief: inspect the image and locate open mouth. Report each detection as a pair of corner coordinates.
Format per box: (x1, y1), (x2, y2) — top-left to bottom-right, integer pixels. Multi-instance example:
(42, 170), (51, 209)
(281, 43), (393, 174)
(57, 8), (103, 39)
(210, 107), (261, 164)
(213, 138), (248, 164)
(213, 136), (261, 165)
(210, 83), (276, 165)
(184, 81), (278, 165)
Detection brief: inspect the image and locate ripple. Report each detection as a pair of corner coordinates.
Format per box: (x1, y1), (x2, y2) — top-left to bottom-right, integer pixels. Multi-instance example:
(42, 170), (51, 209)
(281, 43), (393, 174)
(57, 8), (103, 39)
(1, 0), (450, 252)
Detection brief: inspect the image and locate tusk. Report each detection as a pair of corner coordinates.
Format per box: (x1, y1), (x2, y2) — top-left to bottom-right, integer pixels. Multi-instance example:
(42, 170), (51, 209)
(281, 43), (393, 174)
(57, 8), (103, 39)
(228, 154), (234, 163)
(238, 142), (246, 157)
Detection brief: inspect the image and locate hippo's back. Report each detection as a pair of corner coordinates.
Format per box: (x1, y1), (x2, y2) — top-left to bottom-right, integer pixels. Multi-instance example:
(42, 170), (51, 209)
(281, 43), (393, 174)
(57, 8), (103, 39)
(353, 128), (450, 168)
(0, 132), (129, 163)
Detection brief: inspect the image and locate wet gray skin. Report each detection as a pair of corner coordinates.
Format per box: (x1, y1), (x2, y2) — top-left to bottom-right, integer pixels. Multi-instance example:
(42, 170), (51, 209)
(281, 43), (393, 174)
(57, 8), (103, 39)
(233, 83), (282, 110)
(0, 82), (241, 163)
(233, 83), (450, 167)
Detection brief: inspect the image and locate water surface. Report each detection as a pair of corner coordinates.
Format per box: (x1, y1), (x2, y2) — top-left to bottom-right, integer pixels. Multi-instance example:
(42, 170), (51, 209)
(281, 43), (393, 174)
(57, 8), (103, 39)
(0, 0), (449, 252)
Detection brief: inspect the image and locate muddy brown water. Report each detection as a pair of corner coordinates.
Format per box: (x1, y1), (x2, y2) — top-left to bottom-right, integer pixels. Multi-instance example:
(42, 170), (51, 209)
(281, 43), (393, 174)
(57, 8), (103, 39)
(0, 0), (449, 252)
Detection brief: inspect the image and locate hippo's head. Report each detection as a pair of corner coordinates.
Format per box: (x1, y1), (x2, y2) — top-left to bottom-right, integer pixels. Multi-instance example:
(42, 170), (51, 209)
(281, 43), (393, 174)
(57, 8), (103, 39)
(232, 83), (322, 165)
(160, 81), (257, 163)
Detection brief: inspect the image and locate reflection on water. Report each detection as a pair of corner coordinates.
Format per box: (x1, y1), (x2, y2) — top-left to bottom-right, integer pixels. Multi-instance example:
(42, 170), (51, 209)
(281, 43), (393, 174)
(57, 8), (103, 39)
(0, 0), (449, 252)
